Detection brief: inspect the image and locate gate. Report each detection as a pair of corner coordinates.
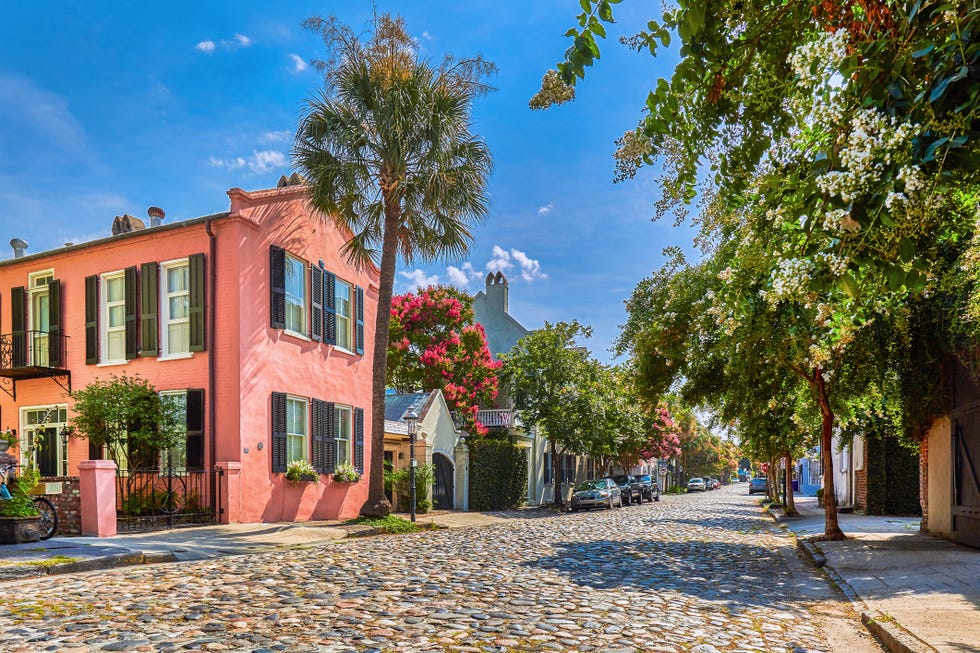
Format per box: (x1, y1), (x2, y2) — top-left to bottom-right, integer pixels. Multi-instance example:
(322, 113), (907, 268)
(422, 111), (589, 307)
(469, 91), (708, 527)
(116, 466), (220, 532)
(952, 361), (980, 548)
(432, 453), (454, 510)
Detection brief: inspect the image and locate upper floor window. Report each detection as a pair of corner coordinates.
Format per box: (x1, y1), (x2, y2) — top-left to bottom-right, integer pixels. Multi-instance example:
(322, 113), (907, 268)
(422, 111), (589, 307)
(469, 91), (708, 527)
(284, 254), (307, 336)
(101, 271), (127, 364)
(161, 260), (190, 356)
(335, 281), (352, 351)
(27, 270), (54, 366)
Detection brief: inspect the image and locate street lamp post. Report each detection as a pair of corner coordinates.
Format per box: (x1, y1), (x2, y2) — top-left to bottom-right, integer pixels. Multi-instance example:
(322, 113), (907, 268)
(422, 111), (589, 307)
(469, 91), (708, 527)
(402, 407), (420, 523)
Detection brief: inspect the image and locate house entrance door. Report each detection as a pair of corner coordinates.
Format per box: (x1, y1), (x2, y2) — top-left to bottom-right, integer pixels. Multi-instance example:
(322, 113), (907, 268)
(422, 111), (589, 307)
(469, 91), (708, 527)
(952, 361), (980, 548)
(432, 453), (454, 510)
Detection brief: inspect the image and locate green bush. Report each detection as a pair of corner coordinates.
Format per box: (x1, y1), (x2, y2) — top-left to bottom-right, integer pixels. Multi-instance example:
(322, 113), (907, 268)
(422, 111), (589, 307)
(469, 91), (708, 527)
(468, 438), (527, 511)
(1, 466), (40, 517)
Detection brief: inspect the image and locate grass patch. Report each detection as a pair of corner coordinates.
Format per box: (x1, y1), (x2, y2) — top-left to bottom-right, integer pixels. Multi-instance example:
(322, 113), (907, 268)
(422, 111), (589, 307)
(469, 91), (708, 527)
(346, 515), (426, 534)
(27, 555), (79, 568)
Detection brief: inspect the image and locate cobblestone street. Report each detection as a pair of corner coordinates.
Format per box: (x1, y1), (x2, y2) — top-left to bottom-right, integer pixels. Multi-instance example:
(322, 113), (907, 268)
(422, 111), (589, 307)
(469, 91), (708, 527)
(0, 486), (881, 653)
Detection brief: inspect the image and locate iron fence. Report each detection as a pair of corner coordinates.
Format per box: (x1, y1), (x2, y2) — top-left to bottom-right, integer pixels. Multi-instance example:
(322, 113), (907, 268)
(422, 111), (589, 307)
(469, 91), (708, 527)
(116, 467), (217, 532)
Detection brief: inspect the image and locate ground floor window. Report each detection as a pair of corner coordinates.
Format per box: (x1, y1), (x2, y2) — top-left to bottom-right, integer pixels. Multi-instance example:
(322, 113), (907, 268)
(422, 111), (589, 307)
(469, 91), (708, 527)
(20, 405), (67, 477)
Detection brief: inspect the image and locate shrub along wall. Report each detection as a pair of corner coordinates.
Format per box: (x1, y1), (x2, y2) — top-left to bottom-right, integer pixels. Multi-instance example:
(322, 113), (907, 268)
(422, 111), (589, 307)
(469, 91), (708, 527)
(865, 435), (921, 516)
(468, 438), (527, 511)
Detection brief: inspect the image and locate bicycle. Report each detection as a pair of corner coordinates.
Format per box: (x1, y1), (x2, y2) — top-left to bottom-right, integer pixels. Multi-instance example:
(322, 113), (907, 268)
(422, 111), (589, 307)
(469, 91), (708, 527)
(0, 463), (58, 540)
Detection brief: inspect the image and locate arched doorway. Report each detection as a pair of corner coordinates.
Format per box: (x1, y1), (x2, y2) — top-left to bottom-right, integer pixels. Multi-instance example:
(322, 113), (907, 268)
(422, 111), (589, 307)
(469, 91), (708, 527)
(432, 453), (454, 510)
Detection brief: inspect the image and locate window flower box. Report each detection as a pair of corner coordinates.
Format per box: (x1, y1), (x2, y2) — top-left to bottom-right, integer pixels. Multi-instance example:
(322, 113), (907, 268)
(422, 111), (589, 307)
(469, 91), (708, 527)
(285, 460), (319, 485)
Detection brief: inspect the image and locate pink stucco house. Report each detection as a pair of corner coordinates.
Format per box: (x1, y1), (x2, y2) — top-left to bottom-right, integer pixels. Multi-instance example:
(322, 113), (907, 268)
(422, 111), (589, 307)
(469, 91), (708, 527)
(0, 178), (377, 526)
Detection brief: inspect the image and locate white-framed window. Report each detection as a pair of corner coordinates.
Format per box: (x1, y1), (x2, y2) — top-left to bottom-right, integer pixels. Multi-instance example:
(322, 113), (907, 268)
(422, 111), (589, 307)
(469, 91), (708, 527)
(27, 270), (54, 366)
(335, 280), (352, 351)
(101, 270), (126, 363)
(284, 255), (307, 336)
(20, 405), (68, 477)
(161, 259), (190, 357)
(160, 391), (188, 472)
(335, 404), (352, 465)
(286, 396), (309, 463)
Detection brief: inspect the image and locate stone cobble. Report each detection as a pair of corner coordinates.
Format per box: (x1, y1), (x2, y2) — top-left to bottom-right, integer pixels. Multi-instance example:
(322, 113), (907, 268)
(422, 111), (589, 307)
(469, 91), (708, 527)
(0, 488), (857, 652)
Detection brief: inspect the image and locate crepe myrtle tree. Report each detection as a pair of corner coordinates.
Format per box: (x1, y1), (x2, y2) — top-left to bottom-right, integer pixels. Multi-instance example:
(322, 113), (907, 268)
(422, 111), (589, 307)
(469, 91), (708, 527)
(387, 286), (501, 436)
(294, 13), (494, 517)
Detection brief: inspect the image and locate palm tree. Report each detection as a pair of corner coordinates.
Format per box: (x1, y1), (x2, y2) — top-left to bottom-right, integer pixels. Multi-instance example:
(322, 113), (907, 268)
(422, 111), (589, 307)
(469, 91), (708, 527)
(293, 14), (494, 517)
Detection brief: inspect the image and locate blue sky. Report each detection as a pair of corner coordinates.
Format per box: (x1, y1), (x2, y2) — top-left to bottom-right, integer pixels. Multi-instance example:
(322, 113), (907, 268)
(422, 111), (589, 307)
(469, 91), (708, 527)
(0, 1), (692, 363)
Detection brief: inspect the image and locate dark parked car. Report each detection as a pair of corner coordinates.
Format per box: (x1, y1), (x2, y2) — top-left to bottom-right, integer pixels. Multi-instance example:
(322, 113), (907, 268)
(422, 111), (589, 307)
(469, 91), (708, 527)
(636, 474), (660, 502)
(570, 478), (622, 511)
(748, 477), (768, 495)
(607, 474), (642, 505)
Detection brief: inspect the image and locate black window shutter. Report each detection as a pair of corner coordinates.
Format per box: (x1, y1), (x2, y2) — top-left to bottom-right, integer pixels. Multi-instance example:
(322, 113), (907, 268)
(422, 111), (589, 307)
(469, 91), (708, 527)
(11, 286), (25, 367)
(271, 392), (287, 473)
(140, 263), (158, 356)
(84, 275), (98, 364)
(323, 271), (336, 345)
(189, 253), (206, 352)
(270, 246), (286, 329)
(186, 389), (205, 470)
(48, 279), (61, 367)
(312, 398), (326, 473)
(310, 264), (323, 342)
(325, 402), (337, 474)
(354, 407), (365, 474)
(355, 285), (365, 355)
(124, 266), (138, 359)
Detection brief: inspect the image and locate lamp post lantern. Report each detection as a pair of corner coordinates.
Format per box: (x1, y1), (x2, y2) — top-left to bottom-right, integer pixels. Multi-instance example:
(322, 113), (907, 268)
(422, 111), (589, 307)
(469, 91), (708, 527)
(402, 407), (420, 523)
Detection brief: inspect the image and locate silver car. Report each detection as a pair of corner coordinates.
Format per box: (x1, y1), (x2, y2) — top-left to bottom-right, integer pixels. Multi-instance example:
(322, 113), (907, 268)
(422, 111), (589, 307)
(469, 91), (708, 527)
(570, 478), (623, 511)
(687, 477), (706, 492)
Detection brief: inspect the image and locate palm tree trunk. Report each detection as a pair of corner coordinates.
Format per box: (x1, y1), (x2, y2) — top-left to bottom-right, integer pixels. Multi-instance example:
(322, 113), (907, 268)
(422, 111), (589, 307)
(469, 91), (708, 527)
(360, 210), (401, 518)
(814, 367), (845, 540)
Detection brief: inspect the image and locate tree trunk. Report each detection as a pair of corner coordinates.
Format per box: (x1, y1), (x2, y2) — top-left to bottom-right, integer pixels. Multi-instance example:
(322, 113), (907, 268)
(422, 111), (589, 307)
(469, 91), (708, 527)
(768, 456), (779, 502)
(359, 209), (401, 518)
(551, 439), (562, 507)
(784, 450), (798, 516)
(814, 367), (846, 540)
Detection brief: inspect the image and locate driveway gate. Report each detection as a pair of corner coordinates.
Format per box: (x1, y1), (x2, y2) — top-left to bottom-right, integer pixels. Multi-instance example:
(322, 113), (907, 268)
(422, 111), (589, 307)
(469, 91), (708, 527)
(952, 361), (980, 548)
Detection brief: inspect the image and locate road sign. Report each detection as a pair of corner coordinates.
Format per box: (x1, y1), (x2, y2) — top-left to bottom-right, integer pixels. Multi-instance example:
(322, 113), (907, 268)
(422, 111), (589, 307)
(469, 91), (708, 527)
(658, 465), (668, 476)
(761, 462), (769, 473)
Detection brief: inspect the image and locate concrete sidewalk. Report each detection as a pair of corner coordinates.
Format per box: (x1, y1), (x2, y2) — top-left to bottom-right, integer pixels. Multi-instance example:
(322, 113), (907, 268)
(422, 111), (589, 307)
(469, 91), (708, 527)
(768, 495), (980, 653)
(0, 509), (536, 582)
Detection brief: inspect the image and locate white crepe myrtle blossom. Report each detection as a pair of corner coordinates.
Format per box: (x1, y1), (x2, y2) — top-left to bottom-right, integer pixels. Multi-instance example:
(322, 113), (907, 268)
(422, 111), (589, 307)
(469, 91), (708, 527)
(768, 257), (814, 301)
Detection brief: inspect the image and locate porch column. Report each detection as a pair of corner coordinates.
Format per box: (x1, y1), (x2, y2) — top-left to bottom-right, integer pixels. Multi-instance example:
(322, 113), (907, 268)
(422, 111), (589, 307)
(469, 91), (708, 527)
(454, 441), (469, 512)
(217, 461), (242, 524)
(78, 459), (117, 537)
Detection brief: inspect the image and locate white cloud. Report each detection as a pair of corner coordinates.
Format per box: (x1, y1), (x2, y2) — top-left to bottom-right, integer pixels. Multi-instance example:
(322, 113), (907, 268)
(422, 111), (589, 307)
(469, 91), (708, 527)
(537, 203), (553, 215)
(261, 130), (292, 143)
(446, 262), (481, 289)
(197, 34), (252, 53)
(421, 31), (434, 40)
(486, 245), (512, 273)
(483, 246), (547, 283)
(209, 155), (245, 170)
(511, 249), (547, 282)
(288, 54), (307, 73)
(247, 150), (286, 174)
(399, 269), (439, 291)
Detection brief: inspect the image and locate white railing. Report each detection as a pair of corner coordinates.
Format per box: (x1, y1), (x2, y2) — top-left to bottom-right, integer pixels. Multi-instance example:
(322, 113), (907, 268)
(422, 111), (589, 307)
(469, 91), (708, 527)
(452, 409), (520, 430)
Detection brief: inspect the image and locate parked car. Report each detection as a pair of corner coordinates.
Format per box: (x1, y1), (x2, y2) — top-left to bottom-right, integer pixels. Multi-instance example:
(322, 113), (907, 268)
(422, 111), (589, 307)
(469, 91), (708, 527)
(687, 477), (706, 492)
(748, 477), (768, 495)
(702, 476), (714, 490)
(608, 474), (642, 505)
(570, 478), (622, 511)
(710, 478), (721, 490)
(636, 474), (660, 502)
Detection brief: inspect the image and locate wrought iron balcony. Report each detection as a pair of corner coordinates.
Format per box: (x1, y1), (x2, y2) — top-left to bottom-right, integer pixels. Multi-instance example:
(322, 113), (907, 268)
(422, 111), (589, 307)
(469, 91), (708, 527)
(0, 331), (69, 379)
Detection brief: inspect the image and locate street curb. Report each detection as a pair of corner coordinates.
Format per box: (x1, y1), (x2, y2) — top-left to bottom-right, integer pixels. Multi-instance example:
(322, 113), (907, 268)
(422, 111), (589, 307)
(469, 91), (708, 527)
(0, 550), (177, 583)
(763, 504), (938, 653)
